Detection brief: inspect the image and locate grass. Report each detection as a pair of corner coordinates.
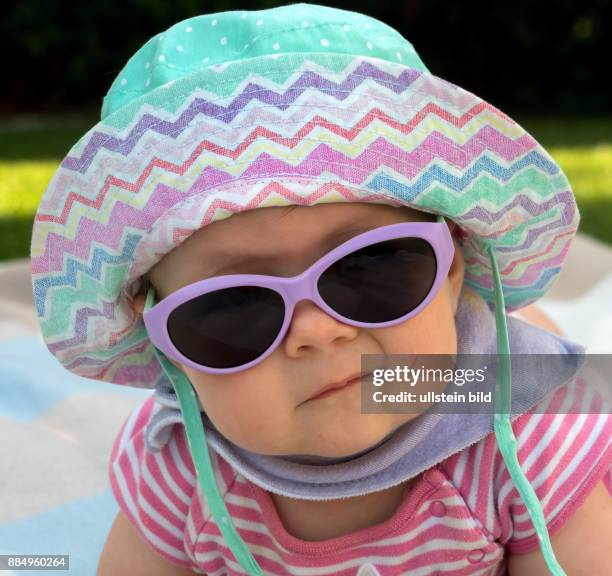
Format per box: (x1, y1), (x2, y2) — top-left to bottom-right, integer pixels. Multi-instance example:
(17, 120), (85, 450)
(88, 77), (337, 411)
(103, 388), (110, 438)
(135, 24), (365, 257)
(0, 113), (611, 261)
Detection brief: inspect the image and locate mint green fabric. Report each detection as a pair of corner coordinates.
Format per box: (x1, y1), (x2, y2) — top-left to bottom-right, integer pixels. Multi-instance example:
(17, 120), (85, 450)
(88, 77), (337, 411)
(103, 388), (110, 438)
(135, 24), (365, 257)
(101, 3), (429, 119)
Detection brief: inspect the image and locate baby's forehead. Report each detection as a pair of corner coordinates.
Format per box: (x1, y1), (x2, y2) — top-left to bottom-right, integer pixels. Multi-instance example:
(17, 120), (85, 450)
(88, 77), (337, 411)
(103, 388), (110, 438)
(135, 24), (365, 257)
(148, 203), (437, 289)
(203, 204), (427, 244)
(214, 203), (430, 233)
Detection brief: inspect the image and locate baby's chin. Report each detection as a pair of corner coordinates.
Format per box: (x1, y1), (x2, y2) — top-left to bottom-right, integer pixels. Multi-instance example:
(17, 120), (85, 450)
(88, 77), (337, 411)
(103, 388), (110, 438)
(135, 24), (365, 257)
(236, 416), (412, 460)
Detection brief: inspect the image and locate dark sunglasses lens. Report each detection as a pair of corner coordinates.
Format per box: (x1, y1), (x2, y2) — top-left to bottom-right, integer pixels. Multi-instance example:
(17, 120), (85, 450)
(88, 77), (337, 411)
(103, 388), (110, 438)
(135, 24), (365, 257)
(167, 286), (285, 369)
(317, 237), (437, 323)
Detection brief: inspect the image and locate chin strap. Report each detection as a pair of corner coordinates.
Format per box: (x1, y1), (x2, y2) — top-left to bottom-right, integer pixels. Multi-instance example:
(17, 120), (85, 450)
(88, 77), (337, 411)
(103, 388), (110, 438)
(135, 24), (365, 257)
(484, 239), (566, 576)
(145, 287), (266, 575)
(144, 220), (566, 576)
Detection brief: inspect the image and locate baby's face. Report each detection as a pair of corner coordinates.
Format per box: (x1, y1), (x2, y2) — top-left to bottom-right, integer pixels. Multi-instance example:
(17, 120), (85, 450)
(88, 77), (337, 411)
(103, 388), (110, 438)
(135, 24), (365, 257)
(135, 202), (465, 458)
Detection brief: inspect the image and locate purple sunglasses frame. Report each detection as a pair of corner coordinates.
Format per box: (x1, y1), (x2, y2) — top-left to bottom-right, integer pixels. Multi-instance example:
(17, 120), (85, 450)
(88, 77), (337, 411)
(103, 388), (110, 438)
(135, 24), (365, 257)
(142, 217), (455, 375)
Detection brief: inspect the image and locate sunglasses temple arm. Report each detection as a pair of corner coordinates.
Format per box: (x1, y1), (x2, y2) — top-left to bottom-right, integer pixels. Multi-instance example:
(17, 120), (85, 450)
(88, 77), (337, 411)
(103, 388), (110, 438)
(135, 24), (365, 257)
(485, 242), (567, 576)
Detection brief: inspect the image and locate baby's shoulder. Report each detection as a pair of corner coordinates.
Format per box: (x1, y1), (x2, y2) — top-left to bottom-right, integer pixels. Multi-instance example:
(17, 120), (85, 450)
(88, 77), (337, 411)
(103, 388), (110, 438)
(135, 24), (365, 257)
(437, 377), (612, 553)
(108, 395), (240, 571)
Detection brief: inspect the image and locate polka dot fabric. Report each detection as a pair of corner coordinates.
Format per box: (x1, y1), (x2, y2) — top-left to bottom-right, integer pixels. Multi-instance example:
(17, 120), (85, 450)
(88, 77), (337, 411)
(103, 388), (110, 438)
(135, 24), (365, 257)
(101, 3), (427, 119)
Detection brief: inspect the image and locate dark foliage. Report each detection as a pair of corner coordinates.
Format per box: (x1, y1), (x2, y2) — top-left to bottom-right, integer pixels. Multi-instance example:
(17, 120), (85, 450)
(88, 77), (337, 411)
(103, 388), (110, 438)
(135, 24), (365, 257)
(2, 0), (610, 116)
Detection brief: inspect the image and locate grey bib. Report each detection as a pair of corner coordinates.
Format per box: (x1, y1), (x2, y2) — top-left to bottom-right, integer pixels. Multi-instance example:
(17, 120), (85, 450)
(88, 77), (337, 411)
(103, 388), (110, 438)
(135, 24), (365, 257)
(144, 286), (586, 500)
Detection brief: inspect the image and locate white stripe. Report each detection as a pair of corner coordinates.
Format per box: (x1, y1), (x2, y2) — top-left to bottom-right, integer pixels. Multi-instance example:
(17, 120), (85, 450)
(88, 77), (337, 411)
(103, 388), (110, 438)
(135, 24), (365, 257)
(111, 402), (149, 522)
(497, 387), (576, 505)
(141, 448), (188, 522)
(185, 509), (202, 554)
(468, 439), (485, 511)
(194, 532), (494, 576)
(134, 493), (189, 558)
(110, 455), (140, 527)
(110, 400), (193, 563)
(538, 410), (605, 500)
(113, 447), (189, 562)
(124, 441), (185, 541)
(517, 382), (598, 502)
(168, 431), (196, 485)
(372, 500), (477, 547)
(114, 401), (145, 454)
(194, 514), (488, 576)
(484, 442), (496, 532)
(490, 394), (539, 489)
(512, 412), (609, 533)
(153, 438), (193, 507)
(189, 488), (502, 575)
(497, 412), (564, 506)
(193, 547), (248, 576)
(452, 447), (468, 486)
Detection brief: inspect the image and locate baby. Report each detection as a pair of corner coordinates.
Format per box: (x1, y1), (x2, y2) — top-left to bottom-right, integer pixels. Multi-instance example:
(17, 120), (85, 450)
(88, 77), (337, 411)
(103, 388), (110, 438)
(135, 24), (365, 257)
(135, 202), (458, 534)
(29, 4), (611, 576)
(100, 204), (611, 576)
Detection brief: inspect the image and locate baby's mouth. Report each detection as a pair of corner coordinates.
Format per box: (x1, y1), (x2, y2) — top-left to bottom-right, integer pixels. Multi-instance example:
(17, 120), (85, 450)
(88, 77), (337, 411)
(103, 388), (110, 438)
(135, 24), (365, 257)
(305, 372), (372, 403)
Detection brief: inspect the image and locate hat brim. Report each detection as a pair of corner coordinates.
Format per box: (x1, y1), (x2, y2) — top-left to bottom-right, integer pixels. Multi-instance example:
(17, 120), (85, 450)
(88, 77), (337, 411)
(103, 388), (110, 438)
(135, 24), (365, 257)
(31, 52), (578, 387)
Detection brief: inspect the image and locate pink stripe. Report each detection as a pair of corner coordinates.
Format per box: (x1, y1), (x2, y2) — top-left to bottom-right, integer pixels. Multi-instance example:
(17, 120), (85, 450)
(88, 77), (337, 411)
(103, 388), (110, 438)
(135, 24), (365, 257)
(194, 512), (491, 574)
(458, 450), (475, 498)
(498, 412), (576, 510)
(160, 427), (196, 498)
(512, 412), (598, 531)
(174, 425), (196, 477)
(109, 409), (132, 463)
(508, 443), (612, 555)
(109, 453), (137, 529)
(189, 483), (207, 537)
(244, 469), (446, 556)
(217, 452), (239, 494)
(115, 429), (140, 509)
(143, 451), (191, 528)
(130, 427), (183, 538)
(485, 383), (577, 541)
(128, 449), (186, 556)
(109, 398), (193, 565)
(492, 381), (612, 553)
(473, 439), (497, 527)
(112, 438), (191, 567)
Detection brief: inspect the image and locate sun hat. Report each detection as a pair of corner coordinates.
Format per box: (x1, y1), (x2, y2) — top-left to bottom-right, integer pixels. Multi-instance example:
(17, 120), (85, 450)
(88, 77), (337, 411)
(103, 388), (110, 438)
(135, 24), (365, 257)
(30, 3), (579, 390)
(29, 5), (580, 574)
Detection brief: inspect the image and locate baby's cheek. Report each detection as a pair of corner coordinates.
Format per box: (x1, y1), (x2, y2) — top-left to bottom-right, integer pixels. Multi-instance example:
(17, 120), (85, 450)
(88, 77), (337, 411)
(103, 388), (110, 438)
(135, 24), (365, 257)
(190, 375), (291, 453)
(389, 307), (458, 355)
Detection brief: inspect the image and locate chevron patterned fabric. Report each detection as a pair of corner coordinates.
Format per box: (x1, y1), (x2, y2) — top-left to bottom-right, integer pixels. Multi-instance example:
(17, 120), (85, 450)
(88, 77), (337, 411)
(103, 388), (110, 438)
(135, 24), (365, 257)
(30, 16), (579, 390)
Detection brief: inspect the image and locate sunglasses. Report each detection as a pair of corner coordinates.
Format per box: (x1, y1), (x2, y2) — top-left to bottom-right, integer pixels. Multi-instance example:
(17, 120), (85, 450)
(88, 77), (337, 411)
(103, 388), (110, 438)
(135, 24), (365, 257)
(142, 216), (454, 374)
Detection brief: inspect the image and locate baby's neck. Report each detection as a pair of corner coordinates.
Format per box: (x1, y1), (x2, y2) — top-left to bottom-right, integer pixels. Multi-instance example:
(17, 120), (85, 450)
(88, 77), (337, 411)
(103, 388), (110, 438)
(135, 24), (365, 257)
(269, 475), (417, 541)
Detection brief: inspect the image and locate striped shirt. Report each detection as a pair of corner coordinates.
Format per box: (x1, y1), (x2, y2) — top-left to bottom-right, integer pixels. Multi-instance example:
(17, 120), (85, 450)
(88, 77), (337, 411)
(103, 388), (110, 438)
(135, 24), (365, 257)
(109, 377), (612, 575)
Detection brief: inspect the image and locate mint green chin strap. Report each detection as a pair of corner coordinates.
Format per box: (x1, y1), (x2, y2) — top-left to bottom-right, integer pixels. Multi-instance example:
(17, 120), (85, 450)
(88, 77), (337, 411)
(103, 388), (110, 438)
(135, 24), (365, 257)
(144, 220), (565, 575)
(484, 239), (566, 576)
(146, 289), (265, 575)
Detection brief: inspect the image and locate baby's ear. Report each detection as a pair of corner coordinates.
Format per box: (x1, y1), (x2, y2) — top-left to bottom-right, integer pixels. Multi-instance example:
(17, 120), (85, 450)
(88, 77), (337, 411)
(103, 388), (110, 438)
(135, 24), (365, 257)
(132, 292), (146, 315)
(130, 276), (149, 316)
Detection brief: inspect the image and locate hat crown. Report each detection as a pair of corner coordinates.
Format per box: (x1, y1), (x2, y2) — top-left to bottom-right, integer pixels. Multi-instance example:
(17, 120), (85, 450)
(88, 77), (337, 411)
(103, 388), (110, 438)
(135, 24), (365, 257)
(101, 3), (429, 119)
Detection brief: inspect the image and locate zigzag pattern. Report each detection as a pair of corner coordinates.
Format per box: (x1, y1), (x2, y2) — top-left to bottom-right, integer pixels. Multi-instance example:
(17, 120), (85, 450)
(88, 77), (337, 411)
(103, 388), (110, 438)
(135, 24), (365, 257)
(30, 54), (578, 387)
(35, 126), (545, 244)
(61, 62), (492, 172)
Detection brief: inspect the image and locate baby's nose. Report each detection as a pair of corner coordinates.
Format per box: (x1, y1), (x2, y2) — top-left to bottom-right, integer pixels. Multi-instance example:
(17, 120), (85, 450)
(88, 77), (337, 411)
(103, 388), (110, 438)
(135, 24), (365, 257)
(283, 300), (359, 356)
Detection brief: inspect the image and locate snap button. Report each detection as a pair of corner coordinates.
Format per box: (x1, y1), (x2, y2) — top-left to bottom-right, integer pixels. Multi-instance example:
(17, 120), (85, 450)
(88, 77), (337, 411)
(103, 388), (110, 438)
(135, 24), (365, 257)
(467, 548), (485, 563)
(429, 500), (447, 517)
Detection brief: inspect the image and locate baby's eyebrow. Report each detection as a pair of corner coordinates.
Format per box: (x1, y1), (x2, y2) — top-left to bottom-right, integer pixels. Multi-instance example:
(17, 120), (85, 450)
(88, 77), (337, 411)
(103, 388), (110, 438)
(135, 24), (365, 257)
(202, 223), (381, 272)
